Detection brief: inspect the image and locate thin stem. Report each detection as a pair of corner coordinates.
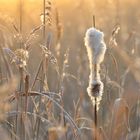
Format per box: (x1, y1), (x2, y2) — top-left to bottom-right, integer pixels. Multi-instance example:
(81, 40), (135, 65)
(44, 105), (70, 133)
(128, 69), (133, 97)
(31, 59), (43, 90)
(92, 15), (95, 28)
(19, 0), (23, 49)
(19, 67), (24, 140)
(0, 56), (2, 85)
(94, 98), (98, 140)
(19, 0), (23, 33)
(92, 15), (98, 140)
(43, 0), (46, 44)
(25, 74), (29, 114)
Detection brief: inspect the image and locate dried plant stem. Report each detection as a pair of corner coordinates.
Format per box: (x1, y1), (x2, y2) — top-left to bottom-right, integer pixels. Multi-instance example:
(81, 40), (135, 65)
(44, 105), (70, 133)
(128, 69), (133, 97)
(19, 0), (23, 32)
(33, 64), (43, 140)
(85, 15), (106, 139)
(93, 16), (98, 140)
(33, 1), (49, 138)
(136, 96), (140, 140)
(94, 97), (98, 140)
(25, 74), (29, 114)
(92, 15), (95, 28)
(31, 59), (43, 90)
(43, 0), (46, 44)
(15, 99), (19, 140)
(19, 67), (24, 140)
(0, 54), (3, 85)
(37, 65), (45, 140)
(108, 51), (120, 84)
(19, 0), (23, 48)
(93, 64), (98, 140)
(15, 0), (24, 139)
(60, 98), (68, 140)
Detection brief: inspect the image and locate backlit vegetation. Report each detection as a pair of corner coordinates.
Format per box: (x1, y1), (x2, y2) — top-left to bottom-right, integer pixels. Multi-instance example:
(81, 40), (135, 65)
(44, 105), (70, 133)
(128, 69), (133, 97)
(0, 0), (140, 140)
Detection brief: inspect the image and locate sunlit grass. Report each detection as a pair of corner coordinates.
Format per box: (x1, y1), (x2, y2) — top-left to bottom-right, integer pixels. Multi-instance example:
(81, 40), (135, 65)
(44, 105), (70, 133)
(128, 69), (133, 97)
(0, 0), (140, 140)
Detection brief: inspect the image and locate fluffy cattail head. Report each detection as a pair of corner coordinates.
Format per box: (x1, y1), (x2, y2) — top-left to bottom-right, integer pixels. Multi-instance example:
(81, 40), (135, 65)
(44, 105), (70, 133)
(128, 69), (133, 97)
(85, 27), (106, 64)
(84, 27), (106, 110)
(85, 28), (104, 47)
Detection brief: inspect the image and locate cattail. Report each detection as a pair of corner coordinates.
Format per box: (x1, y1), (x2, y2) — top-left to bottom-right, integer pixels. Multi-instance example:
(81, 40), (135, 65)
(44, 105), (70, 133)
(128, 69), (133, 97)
(84, 27), (106, 110)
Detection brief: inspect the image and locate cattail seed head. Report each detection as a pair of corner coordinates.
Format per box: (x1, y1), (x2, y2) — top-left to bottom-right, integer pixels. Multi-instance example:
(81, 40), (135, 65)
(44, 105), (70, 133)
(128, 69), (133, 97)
(84, 27), (106, 110)
(85, 28), (106, 65)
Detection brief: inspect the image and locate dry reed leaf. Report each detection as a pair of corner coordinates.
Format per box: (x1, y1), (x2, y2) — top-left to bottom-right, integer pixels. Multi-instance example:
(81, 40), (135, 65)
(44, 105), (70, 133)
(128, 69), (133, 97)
(109, 98), (131, 140)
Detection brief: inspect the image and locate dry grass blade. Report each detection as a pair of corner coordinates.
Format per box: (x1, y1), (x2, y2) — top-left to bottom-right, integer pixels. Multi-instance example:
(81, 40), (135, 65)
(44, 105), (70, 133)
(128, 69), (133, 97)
(109, 98), (131, 140)
(5, 111), (53, 125)
(107, 50), (120, 84)
(8, 91), (60, 102)
(29, 25), (43, 36)
(12, 23), (19, 33)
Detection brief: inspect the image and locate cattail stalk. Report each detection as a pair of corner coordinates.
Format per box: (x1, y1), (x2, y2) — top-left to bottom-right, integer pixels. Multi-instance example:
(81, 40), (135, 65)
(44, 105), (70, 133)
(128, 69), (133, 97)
(93, 16), (98, 140)
(84, 21), (106, 139)
(85, 27), (106, 107)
